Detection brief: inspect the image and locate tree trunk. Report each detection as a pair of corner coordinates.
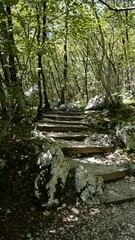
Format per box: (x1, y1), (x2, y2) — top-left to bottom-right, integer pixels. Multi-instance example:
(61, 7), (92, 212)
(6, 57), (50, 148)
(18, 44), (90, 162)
(36, 1), (50, 117)
(41, 64), (50, 111)
(60, 1), (68, 104)
(42, 1), (50, 110)
(49, 47), (62, 96)
(6, 7), (18, 87)
(122, 3), (131, 91)
(47, 58), (60, 99)
(0, 52), (11, 90)
(0, 74), (8, 119)
(84, 40), (89, 103)
(95, 8), (115, 107)
(36, 4), (43, 118)
(6, 6), (22, 121)
(37, 54), (43, 118)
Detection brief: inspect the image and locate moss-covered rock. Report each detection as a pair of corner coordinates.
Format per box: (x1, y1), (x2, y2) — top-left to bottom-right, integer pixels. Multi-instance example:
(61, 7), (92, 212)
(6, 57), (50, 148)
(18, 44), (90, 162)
(116, 123), (135, 149)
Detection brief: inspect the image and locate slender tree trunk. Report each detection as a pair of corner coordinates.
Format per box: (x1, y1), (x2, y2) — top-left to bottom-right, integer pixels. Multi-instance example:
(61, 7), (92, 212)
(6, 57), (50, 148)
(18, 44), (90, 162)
(95, 8), (115, 106)
(60, 2), (68, 104)
(0, 52), (11, 89)
(84, 40), (89, 103)
(47, 58), (60, 98)
(42, 1), (50, 110)
(36, 4), (43, 118)
(123, 2), (131, 91)
(0, 4), (11, 90)
(60, 36), (68, 104)
(6, 6), (22, 121)
(49, 47), (62, 92)
(41, 64), (50, 110)
(0, 74), (8, 119)
(37, 54), (43, 117)
(36, 1), (50, 117)
(6, 7), (18, 87)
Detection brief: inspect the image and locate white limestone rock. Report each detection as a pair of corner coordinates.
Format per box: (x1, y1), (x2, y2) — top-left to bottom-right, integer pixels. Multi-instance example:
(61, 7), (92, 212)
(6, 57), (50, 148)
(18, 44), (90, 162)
(85, 95), (106, 111)
(59, 104), (67, 110)
(75, 165), (104, 205)
(34, 142), (70, 209)
(67, 103), (78, 109)
(59, 103), (78, 111)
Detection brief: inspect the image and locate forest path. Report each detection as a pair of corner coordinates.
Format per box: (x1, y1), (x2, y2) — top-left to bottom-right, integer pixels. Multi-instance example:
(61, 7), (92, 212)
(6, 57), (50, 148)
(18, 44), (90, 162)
(35, 109), (134, 204)
(36, 109), (113, 154)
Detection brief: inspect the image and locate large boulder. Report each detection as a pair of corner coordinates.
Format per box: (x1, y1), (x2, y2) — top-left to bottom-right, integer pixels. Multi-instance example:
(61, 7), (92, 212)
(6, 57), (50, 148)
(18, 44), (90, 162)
(75, 165), (104, 205)
(34, 138), (105, 208)
(33, 130), (105, 209)
(116, 123), (135, 149)
(85, 95), (106, 111)
(58, 104), (67, 110)
(59, 103), (78, 111)
(34, 142), (70, 209)
(67, 103), (78, 110)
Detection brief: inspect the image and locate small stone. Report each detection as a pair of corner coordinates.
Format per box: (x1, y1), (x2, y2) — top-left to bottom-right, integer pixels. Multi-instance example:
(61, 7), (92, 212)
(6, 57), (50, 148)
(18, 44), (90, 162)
(26, 233), (33, 239)
(0, 159), (6, 169)
(62, 203), (66, 208)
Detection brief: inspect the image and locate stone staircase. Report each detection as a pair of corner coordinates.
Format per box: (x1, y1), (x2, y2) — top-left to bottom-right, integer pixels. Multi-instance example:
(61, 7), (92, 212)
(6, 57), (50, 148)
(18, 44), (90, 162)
(35, 109), (135, 205)
(36, 110), (114, 154)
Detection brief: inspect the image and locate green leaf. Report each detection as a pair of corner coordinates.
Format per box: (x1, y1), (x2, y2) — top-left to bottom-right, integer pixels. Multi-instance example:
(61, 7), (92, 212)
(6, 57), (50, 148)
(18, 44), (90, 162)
(2, 0), (19, 6)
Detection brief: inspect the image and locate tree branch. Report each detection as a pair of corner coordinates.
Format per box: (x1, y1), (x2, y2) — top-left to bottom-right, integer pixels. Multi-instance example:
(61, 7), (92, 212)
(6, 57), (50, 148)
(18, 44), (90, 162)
(98, 0), (135, 11)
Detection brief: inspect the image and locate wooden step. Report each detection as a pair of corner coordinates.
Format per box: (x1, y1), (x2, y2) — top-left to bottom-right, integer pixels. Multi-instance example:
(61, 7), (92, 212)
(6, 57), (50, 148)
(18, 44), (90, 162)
(36, 123), (89, 132)
(100, 169), (130, 182)
(105, 195), (135, 205)
(62, 146), (114, 154)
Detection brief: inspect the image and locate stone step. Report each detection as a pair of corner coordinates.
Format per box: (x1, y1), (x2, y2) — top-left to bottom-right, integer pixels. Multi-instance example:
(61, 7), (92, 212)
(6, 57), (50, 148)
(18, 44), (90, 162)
(69, 157), (130, 181)
(62, 146), (114, 154)
(42, 114), (84, 121)
(46, 132), (89, 141)
(40, 118), (87, 126)
(36, 123), (89, 132)
(44, 110), (84, 116)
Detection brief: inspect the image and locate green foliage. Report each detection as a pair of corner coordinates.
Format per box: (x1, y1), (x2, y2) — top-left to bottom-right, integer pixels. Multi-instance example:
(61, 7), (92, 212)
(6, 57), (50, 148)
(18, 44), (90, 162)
(0, 0), (135, 114)
(128, 162), (135, 175)
(2, 0), (19, 6)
